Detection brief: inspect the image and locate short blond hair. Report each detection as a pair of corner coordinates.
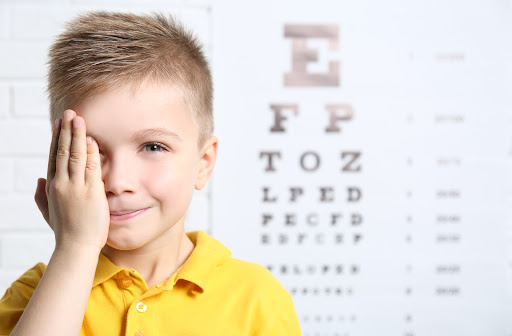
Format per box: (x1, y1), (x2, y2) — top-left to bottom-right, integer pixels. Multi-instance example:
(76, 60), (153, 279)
(46, 11), (213, 147)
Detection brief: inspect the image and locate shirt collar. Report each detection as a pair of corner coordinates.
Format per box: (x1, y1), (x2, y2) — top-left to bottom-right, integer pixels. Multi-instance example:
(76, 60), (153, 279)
(175, 230), (232, 294)
(92, 230), (232, 294)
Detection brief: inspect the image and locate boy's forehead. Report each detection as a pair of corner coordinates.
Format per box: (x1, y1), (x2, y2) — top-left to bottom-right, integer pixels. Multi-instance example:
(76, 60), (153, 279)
(78, 81), (179, 115)
(86, 125), (183, 143)
(72, 82), (195, 143)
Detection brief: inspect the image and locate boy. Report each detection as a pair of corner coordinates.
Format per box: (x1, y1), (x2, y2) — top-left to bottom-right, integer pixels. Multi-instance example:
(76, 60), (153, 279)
(0, 11), (301, 335)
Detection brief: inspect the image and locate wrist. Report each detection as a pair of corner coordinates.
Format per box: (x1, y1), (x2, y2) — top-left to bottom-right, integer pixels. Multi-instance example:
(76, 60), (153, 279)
(55, 239), (103, 256)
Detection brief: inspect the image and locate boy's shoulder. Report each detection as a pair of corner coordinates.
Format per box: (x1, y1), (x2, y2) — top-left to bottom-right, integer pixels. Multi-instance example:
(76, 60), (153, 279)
(224, 257), (294, 304)
(213, 256), (300, 333)
(188, 231), (288, 290)
(214, 255), (291, 301)
(222, 257), (284, 290)
(7, 262), (47, 289)
(0, 262), (46, 333)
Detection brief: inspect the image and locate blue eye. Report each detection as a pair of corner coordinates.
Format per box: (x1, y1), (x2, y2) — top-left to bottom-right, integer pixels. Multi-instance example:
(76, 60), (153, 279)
(142, 142), (169, 152)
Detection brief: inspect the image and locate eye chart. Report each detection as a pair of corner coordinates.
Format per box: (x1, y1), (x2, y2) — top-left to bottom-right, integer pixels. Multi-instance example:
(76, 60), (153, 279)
(211, 1), (510, 335)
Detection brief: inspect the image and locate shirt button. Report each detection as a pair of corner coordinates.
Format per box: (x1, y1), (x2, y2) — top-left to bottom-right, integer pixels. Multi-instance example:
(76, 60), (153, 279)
(119, 277), (133, 289)
(136, 302), (147, 313)
(134, 332), (144, 336)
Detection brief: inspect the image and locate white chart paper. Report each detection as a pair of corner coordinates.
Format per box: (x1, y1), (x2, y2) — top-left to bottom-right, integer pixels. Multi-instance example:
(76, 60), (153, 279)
(211, 1), (510, 334)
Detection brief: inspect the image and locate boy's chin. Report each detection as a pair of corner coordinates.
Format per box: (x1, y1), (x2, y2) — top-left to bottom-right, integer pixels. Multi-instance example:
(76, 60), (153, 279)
(104, 242), (141, 251)
(104, 233), (149, 251)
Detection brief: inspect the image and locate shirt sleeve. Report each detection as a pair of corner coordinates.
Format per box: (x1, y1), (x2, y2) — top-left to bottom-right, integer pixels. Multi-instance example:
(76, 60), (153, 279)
(0, 263), (46, 335)
(251, 266), (302, 336)
(263, 290), (302, 335)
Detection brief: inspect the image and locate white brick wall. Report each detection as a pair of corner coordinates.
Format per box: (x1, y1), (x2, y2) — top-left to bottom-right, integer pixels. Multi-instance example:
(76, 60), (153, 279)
(0, 195), (49, 230)
(1, 233), (54, 269)
(0, 6), (9, 40)
(11, 5), (76, 40)
(0, 0), (212, 295)
(12, 82), (48, 118)
(0, 120), (50, 155)
(0, 85), (9, 119)
(13, 158), (47, 192)
(0, 42), (48, 78)
(0, 160), (13, 193)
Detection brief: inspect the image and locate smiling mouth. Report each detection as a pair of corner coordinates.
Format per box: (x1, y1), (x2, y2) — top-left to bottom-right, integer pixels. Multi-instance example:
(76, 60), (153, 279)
(109, 208), (150, 221)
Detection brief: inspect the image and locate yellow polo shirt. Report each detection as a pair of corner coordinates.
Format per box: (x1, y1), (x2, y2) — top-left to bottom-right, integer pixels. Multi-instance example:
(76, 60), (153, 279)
(0, 230), (301, 335)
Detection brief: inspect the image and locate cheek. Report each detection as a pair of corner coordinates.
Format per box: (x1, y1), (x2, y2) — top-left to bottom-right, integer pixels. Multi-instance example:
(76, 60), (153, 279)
(141, 159), (196, 203)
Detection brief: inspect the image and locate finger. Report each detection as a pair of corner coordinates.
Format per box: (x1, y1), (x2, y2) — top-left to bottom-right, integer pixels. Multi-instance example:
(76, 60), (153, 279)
(85, 136), (103, 185)
(34, 178), (50, 224)
(46, 118), (62, 194)
(68, 116), (87, 184)
(55, 109), (76, 180)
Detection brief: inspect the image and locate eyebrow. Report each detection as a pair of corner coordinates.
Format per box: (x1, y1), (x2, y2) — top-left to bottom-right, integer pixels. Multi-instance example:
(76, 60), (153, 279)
(131, 128), (182, 142)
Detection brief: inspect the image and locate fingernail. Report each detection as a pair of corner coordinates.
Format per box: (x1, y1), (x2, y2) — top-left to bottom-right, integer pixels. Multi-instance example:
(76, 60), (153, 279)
(73, 117), (83, 128)
(86, 136), (92, 145)
(54, 119), (61, 131)
(64, 110), (74, 121)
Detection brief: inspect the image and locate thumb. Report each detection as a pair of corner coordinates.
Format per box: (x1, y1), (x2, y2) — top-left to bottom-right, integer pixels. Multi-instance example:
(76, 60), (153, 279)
(85, 136), (102, 184)
(34, 178), (50, 224)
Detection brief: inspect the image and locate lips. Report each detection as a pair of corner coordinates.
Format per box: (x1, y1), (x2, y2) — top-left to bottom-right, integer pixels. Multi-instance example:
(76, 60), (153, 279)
(110, 209), (142, 215)
(110, 208), (150, 221)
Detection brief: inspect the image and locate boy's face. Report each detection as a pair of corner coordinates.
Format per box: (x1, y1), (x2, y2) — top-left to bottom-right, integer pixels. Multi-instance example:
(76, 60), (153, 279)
(73, 81), (212, 250)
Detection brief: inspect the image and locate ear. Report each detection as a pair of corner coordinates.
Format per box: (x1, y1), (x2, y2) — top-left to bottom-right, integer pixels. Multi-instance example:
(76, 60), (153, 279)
(195, 136), (218, 190)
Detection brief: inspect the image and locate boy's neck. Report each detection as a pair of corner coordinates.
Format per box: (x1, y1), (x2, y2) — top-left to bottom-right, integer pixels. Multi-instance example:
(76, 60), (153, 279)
(100, 227), (195, 289)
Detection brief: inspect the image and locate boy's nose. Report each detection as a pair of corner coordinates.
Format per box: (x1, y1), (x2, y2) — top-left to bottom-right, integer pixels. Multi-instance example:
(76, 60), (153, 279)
(102, 159), (136, 196)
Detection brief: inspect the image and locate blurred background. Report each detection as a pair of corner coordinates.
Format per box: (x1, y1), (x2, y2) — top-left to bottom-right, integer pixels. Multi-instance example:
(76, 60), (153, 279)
(0, 0), (510, 335)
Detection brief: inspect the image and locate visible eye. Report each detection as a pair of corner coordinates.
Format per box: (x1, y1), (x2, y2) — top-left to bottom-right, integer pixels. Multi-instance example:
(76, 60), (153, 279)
(142, 142), (170, 153)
